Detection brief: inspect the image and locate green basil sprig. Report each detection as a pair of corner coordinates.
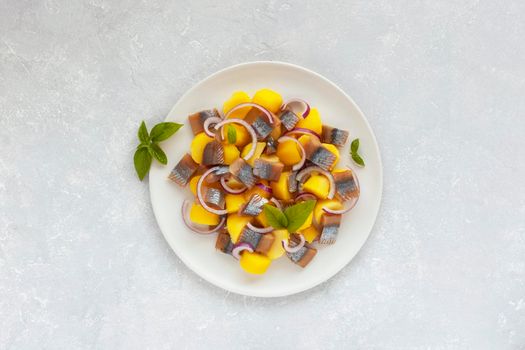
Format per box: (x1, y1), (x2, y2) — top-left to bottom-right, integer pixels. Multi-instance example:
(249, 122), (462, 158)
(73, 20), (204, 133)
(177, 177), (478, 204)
(350, 138), (365, 167)
(227, 125), (237, 145)
(263, 200), (316, 233)
(134, 121), (183, 180)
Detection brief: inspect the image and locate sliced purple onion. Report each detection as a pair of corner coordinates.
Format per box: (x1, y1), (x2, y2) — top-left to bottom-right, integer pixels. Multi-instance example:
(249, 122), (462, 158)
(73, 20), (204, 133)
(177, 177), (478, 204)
(296, 166), (336, 199)
(322, 197), (358, 215)
(270, 197), (282, 210)
(214, 118), (257, 160)
(282, 234), (306, 253)
(277, 136), (306, 171)
(232, 242), (254, 259)
(181, 200), (225, 234)
(247, 222), (274, 234)
(197, 167), (228, 215)
(220, 176), (247, 194)
(226, 102), (274, 125)
(282, 98), (310, 118)
(255, 182), (273, 195)
(295, 192), (317, 202)
(203, 116), (222, 137)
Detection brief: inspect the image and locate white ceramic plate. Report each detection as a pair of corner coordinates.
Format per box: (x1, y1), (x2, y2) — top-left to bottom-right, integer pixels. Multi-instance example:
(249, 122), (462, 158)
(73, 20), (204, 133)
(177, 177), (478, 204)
(149, 61), (382, 297)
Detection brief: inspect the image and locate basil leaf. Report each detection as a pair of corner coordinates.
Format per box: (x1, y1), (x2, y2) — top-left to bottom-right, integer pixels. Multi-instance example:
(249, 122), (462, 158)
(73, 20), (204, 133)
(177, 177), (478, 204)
(263, 204), (288, 229)
(134, 147), (152, 181)
(227, 125), (237, 144)
(351, 138), (359, 154)
(352, 153), (365, 167)
(284, 200), (316, 233)
(138, 121), (149, 143)
(150, 122), (183, 142)
(149, 143), (167, 165)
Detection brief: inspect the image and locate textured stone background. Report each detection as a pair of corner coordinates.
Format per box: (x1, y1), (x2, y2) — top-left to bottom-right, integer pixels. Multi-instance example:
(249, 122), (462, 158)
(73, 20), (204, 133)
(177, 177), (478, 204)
(1, 0), (524, 349)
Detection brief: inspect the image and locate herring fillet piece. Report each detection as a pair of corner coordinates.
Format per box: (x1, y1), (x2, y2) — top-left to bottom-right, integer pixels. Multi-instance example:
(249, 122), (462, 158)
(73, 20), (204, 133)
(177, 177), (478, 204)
(188, 109), (220, 135)
(215, 231), (234, 254)
(168, 153), (199, 186)
(238, 227), (262, 248)
(229, 158), (256, 188)
(333, 169), (359, 201)
(201, 140), (224, 166)
(202, 187), (225, 209)
(303, 136), (337, 171)
(321, 125), (349, 147)
(238, 194), (268, 216)
(318, 214), (342, 244)
(279, 110), (300, 131)
(286, 236), (317, 267)
(253, 159), (284, 181)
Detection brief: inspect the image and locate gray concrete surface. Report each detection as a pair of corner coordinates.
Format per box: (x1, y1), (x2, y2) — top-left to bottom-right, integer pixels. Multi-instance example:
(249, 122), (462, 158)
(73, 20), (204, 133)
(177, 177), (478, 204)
(1, 0), (524, 349)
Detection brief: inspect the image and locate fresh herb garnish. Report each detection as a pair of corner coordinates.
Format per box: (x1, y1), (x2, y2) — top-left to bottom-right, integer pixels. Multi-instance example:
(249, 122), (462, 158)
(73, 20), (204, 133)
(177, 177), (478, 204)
(263, 200), (316, 232)
(263, 205), (289, 229)
(134, 120), (183, 180)
(227, 124), (237, 145)
(350, 138), (365, 167)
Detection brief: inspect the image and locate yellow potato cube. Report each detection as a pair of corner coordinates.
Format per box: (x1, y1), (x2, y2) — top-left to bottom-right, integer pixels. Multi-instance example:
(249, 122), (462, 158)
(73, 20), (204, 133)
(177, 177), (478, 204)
(255, 211), (268, 227)
(267, 229), (289, 260)
(298, 134), (311, 148)
(240, 251), (272, 274)
(322, 143), (340, 170)
(225, 194), (245, 214)
(296, 107), (322, 135)
(276, 140), (302, 166)
(301, 225), (319, 243)
(223, 91), (251, 119)
(241, 142), (266, 166)
(230, 124), (251, 147)
(252, 88), (283, 114)
(189, 203), (220, 226)
(190, 132), (214, 164)
(314, 199), (343, 224)
(227, 214), (252, 243)
(302, 175), (330, 199)
(271, 171), (292, 200)
(223, 144), (240, 165)
(189, 175), (201, 196)
(224, 176), (245, 190)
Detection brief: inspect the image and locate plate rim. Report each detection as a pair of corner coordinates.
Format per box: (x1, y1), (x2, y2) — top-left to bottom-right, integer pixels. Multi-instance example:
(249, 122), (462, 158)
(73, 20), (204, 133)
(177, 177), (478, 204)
(149, 61), (383, 297)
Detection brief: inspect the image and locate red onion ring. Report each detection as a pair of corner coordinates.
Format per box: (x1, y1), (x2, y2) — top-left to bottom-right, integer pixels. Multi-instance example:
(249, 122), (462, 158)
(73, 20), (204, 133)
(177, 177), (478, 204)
(282, 98), (310, 118)
(247, 222), (274, 234)
(220, 176), (247, 194)
(322, 197), (358, 215)
(232, 242), (254, 259)
(284, 128), (321, 140)
(181, 200), (225, 234)
(197, 167), (228, 215)
(295, 192), (317, 202)
(270, 197), (282, 210)
(255, 182), (273, 195)
(214, 119), (257, 160)
(282, 234), (306, 253)
(277, 136), (306, 171)
(203, 116), (222, 137)
(226, 102), (274, 125)
(296, 166), (336, 199)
